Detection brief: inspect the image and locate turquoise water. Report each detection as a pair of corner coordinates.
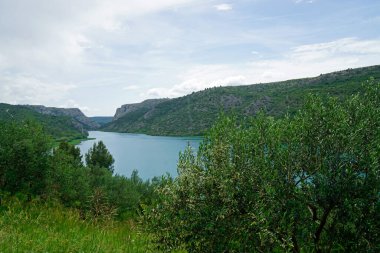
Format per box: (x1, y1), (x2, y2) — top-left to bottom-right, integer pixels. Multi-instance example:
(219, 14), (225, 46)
(77, 131), (202, 180)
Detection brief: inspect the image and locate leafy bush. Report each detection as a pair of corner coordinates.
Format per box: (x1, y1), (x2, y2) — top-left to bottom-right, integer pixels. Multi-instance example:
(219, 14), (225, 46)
(0, 121), (52, 196)
(145, 80), (380, 252)
(48, 142), (91, 209)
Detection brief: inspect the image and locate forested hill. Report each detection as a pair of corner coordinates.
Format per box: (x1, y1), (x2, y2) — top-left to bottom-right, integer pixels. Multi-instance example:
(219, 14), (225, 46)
(102, 65), (380, 136)
(0, 103), (89, 140)
(26, 105), (100, 130)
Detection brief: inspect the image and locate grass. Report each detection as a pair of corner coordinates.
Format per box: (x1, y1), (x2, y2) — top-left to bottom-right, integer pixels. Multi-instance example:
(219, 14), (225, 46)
(0, 198), (154, 252)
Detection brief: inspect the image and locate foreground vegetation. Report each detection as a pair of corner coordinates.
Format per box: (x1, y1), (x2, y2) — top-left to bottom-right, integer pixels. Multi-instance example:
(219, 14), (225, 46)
(0, 118), (161, 251)
(144, 79), (380, 252)
(0, 198), (151, 252)
(0, 79), (379, 252)
(103, 65), (380, 136)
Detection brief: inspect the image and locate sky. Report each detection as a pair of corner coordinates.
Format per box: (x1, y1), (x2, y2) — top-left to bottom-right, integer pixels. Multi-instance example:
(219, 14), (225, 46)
(0, 0), (379, 116)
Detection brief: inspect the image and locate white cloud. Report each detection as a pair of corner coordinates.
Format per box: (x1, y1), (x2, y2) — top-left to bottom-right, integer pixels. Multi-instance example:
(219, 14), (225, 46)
(0, 0), (200, 115)
(141, 37), (380, 99)
(59, 99), (95, 114)
(293, 37), (380, 56)
(0, 74), (75, 105)
(0, 0), (378, 116)
(141, 65), (248, 98)
(215, 3), (232, 11)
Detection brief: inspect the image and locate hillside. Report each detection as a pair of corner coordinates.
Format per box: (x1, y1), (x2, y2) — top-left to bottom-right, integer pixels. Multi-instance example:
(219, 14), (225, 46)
(90, 116), (114, 126)
(102, 65), (380, 136)
(113, 98), (170, 120)
(26, 105), (100, 130)
(0, 103), (88, 140)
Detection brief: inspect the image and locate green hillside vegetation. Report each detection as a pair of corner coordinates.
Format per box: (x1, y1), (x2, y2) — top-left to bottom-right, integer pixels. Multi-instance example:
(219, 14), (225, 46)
(103, 65), (380, 136)
(0, 103), (87, 141)
(144, 79), (380, 252)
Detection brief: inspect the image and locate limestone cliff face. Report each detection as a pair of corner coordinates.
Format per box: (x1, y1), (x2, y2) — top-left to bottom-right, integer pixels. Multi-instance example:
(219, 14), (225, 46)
(113, 99), (170, 120)
(26, 105), (100, 130)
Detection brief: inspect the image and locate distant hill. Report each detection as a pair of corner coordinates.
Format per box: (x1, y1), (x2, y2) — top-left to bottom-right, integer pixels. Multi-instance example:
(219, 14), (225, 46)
(102, 65), (380, 136)
(0, 104), (90, 140)
(90, 116), (113, 126)
(113, 99), (170, 120)
(26, 105), (100, 130)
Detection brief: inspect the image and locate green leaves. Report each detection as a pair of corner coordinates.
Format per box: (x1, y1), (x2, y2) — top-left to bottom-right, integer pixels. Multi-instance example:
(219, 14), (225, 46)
(0, 121), (157, 221)
(0, 121), (52, 195)
(145, 80), (380, 252)
(85, 141), (115, 173)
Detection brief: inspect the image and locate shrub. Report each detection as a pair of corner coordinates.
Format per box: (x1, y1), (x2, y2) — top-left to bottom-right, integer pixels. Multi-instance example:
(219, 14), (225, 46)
(145, 80), (380, 252)
(0, 121), (52, 196)
(48, 142), (91, 209)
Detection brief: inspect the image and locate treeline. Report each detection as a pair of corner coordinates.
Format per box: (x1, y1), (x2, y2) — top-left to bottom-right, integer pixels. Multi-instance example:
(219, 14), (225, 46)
(144, 80), (380, 252)
(0, 121), (159, 219)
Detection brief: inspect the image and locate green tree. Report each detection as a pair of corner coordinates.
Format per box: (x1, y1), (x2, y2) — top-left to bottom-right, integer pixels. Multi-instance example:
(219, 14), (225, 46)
(0, 121), (52, 196)
(85, 141), (114, 173)
(56, 141), (83, 167)
(145, 80), (380, 252)
(47, 142), (90, 208)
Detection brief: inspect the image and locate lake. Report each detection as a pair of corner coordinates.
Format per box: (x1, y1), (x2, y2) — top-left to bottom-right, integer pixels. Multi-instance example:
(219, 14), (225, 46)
(77, 131), (202, 180)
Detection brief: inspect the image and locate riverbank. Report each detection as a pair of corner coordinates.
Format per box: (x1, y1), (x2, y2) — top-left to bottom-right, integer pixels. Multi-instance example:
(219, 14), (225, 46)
(68, 137), (96, 145)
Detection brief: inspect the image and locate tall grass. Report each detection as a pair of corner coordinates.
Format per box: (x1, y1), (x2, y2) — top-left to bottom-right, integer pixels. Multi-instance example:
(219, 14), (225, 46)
(0, 198), (152, 252)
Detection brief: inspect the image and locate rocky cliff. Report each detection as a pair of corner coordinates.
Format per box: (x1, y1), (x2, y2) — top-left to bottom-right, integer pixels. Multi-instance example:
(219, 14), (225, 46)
(26, 105), (100, 130)
(113, 99), (170, 120)
(0, 103), (88, 140)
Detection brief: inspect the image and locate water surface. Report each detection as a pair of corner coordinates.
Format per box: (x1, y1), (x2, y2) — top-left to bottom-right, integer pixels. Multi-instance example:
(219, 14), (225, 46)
(77, 131), (202, 180)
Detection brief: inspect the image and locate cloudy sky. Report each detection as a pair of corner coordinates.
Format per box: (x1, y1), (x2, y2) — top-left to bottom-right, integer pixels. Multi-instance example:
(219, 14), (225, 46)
(0, 0), (379, 116)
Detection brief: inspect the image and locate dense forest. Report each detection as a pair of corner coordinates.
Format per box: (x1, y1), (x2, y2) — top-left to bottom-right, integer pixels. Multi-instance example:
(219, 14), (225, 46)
(0, 79), (379, 252)
(103, 65), (380, 136)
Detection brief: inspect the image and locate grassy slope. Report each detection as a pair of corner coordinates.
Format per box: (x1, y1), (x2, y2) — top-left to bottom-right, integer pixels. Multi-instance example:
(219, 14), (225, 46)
(0, 199), (152, 253)
(0, 103), (87, 141)
(103, 65), (380, 136)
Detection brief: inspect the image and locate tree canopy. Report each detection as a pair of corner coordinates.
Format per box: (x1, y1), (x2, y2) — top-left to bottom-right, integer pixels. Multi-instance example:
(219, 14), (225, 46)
(85, 141), (115, 173)
(0, 121), (52, 196)
(145, 80), (380, 252)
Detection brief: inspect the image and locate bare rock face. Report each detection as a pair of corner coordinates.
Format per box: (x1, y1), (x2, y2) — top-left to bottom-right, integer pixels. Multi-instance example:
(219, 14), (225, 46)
(26, 105), (100, 130)
(113, 98), (170, 120)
